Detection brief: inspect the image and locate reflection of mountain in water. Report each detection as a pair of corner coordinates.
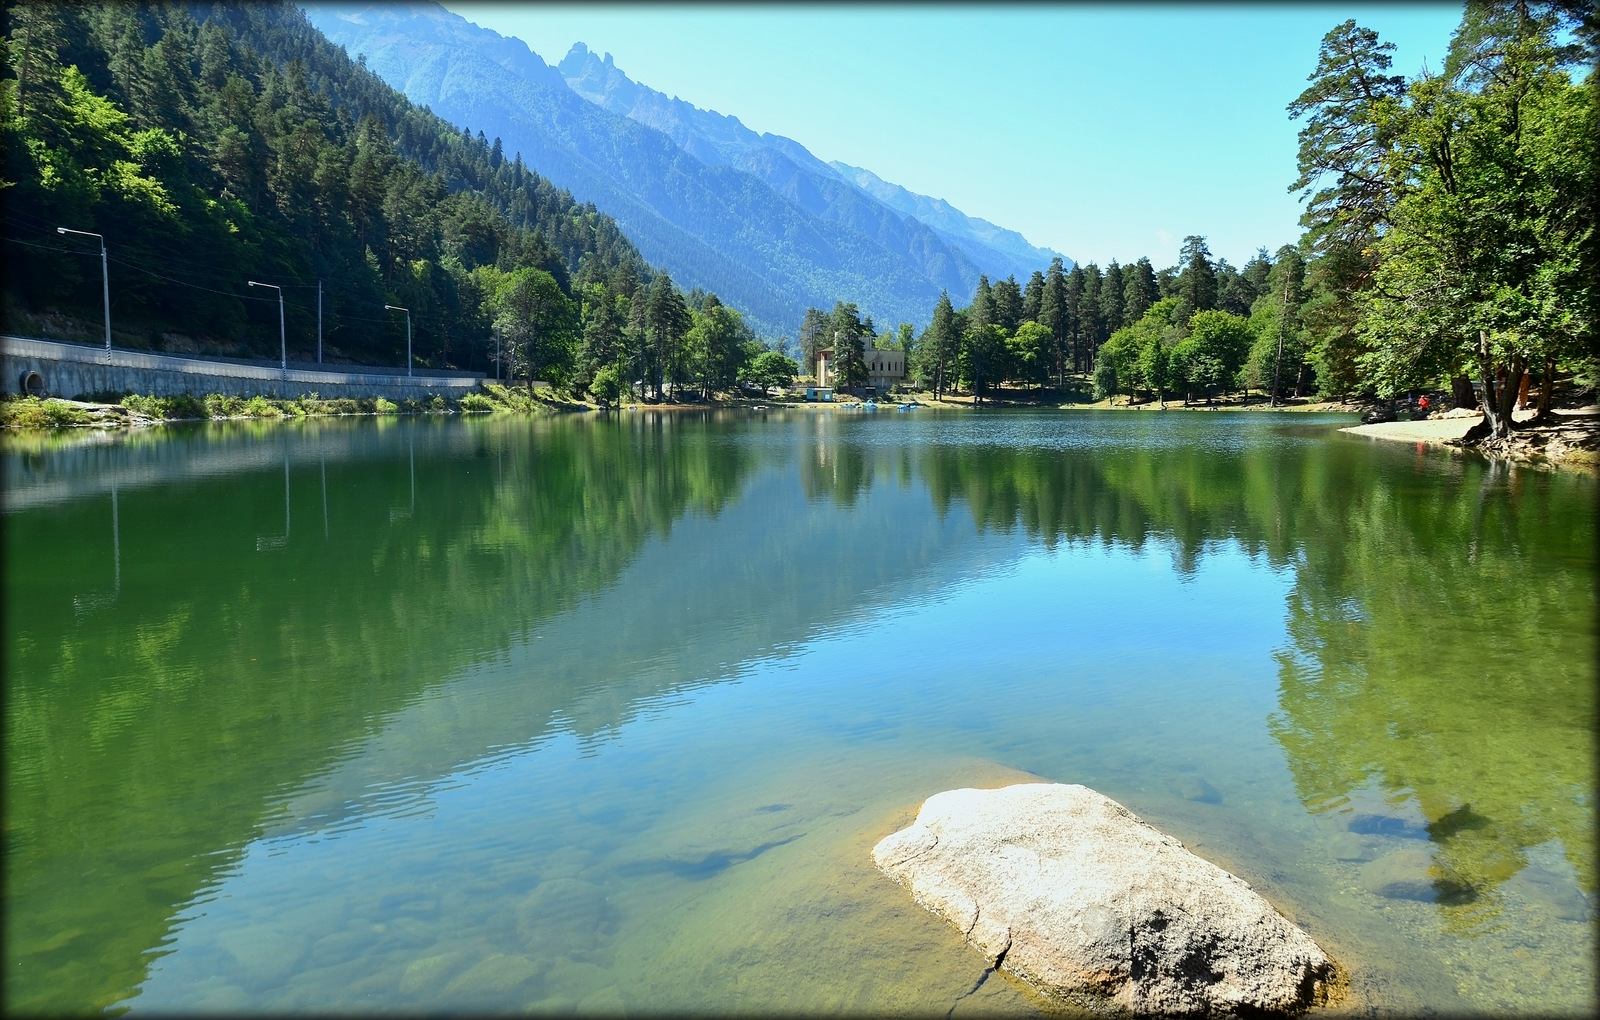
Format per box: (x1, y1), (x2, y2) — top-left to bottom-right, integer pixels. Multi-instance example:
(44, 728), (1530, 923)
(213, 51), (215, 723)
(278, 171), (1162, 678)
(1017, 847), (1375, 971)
(5, 414), (756, 1013)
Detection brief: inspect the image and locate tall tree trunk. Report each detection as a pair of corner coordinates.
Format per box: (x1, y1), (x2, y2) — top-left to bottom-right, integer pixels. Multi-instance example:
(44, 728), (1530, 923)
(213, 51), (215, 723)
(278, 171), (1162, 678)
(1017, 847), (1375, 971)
(1536, 356), (1556, 418)
(1498, 353), (1524, 433)
(1475, 331), (1511, 440)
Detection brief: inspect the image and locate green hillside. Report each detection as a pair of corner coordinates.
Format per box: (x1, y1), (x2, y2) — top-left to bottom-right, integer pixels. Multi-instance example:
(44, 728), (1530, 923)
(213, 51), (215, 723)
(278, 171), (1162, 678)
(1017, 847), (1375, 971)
(1, 2), (655, 374)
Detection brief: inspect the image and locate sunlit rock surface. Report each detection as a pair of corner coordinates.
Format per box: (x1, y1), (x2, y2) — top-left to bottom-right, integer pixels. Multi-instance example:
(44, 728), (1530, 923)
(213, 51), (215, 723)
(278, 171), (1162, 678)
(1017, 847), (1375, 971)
(874, 784), (1339, 1015)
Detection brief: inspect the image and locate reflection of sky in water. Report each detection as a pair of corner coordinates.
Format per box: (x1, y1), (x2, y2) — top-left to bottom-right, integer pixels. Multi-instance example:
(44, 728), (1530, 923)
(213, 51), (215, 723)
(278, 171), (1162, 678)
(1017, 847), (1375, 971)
(9, 413), (1593, 1015)
(135, 539), (1301, 1011)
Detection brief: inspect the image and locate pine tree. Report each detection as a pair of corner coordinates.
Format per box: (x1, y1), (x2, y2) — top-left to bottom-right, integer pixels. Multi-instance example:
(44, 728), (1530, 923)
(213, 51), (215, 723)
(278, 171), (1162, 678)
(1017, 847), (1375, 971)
(798, 306), (828, 378)
(1021, 269), (1044, 323)
(992, 274), (1023, 333)
(1123, 257), (1157, 327)
(1174, 235), (1216, 324)
(1099, 261), (1124, 343)
(1038, 258), (1067, 387)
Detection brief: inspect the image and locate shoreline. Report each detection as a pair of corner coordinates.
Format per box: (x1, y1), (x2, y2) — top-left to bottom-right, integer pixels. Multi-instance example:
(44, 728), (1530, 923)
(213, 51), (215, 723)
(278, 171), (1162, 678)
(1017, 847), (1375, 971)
(7, 391), (1595, 472)
(1341, 408), (1600, 472)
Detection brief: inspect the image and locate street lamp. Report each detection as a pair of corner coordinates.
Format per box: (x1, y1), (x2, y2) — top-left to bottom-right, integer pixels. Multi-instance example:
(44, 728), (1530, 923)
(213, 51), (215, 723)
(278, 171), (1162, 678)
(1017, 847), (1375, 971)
(56, 227), (111, 358)
(248, 280), (286, 371)
(385, 304), (411, 377)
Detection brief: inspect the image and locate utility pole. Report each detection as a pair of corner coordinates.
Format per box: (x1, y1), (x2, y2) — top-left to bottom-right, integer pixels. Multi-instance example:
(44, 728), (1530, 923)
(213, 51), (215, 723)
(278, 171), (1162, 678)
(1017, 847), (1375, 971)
(249, 280), (286, 373)
(385, 304), (411, 377)
(317, 279), (323, 364)
(57, 227), (110, 359)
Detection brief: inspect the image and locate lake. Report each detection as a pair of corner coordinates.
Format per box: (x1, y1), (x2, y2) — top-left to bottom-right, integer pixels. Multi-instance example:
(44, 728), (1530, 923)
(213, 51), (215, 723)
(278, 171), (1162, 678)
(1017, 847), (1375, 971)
(4, 408), (1594, 1016)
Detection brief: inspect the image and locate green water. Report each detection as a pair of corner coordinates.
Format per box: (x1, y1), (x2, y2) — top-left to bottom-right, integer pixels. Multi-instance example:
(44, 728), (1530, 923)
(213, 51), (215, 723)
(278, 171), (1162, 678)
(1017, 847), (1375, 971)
(3, 409), (1594, 1016)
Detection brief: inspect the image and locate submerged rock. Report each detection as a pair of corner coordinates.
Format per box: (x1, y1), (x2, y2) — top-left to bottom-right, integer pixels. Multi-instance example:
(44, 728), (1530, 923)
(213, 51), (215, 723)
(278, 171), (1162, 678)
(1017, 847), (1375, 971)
(873, 783), (1338, 1015)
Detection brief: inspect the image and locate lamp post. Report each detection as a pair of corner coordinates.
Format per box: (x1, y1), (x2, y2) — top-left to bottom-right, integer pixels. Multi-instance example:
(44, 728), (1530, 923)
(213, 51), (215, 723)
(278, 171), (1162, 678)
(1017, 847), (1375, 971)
(385, 304), (411, 377)
(248, 280), (285, 372)
(56, 227), (110, 359)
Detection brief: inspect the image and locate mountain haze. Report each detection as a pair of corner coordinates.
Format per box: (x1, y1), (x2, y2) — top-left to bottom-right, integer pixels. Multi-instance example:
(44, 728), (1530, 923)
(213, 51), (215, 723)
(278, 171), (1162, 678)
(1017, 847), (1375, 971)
(557, 42), (1068, 287)
(303, 4), (1065, 336)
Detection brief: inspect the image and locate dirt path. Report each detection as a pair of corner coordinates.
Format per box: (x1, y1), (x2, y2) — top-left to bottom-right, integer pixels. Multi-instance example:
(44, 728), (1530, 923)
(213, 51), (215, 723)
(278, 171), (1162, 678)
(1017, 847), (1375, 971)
(1339, 418), (1481, 443)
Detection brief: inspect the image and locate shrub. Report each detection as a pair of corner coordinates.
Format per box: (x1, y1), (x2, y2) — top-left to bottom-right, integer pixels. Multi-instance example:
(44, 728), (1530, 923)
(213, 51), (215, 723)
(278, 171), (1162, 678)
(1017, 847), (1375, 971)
(590, 365), (624, 405)
(325, 398), (361, 415)
(205, 394), (243, 417)
(1, 397), (90, 428)
(167, 394), (206, 419)
(122, 393), (209, 419)
(429, 394), (447, 412)
(375, 397), (399, 414)
(481, 382), (539, 412)
(242, 395), (282, 417)
(459, 391), (495, 413)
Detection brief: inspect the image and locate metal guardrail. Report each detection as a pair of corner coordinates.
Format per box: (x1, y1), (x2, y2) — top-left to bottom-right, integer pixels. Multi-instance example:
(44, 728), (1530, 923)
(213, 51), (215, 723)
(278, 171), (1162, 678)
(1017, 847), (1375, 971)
(2, 335), (484, 387)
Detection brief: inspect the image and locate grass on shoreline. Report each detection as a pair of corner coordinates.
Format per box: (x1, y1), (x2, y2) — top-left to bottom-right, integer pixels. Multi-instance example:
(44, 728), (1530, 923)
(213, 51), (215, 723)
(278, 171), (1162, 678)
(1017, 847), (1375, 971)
(0, 382), (580, 430)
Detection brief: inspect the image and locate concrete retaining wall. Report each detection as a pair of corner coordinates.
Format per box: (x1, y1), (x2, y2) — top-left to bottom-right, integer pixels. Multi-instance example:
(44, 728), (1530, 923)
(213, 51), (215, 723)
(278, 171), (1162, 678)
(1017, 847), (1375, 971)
(3, 335), (484, 401)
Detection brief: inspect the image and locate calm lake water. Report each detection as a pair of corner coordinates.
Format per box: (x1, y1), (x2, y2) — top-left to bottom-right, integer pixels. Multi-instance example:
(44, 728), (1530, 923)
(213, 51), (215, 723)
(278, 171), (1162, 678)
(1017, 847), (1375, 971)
(4, 409), (1595, 1016)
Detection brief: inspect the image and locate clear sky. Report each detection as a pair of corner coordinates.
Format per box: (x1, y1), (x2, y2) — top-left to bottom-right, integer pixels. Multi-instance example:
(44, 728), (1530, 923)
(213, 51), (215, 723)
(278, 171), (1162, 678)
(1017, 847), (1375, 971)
(446, 3), (1464, 271)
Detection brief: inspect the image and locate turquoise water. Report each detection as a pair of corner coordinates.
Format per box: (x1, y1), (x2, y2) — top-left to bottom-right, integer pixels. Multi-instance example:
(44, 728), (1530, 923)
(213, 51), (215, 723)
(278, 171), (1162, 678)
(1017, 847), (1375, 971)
(4, 409), (1594, 1015)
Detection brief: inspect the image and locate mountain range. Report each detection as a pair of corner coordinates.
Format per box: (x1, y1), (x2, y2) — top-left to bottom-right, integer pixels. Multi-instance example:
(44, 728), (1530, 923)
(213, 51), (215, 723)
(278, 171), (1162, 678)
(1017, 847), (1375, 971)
(304, 3), (1068, 337)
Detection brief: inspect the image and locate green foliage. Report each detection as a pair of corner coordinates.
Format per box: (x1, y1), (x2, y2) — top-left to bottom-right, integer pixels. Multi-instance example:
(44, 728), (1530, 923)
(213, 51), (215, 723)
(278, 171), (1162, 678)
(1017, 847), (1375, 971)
(1173, 310), (1253, 400)
(746, 349), (798, 395)
(1, 1), (658, 373)
(241, 395), (280, 417)
(1288, 3), (1594, 428)
(203, 393), (241, 417)
(374, 397), (398, 414)
(1006, 320), (1052, 388)
(913, 291), (960, 397)
(0, 395), (90, 427)
(1092, 356), (1118, 402)
(480, 381), (541, 413)
(828, 301), (869, 390)
(587, 365), (623, 406)
(120, 392), (205, 418)
(1287, 19), (1409, 254)
(688, 294), (754, 397)
(458, 391), (495, 413)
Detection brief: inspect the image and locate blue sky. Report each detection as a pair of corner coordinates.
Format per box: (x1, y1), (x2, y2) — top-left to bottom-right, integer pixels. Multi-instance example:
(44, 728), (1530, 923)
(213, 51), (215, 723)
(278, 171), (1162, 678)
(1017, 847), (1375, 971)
(446, 3), (1464, 271)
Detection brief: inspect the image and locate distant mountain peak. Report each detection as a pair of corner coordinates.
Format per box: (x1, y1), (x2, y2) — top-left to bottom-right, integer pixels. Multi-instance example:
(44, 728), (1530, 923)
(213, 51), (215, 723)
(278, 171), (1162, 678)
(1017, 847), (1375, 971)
(306, 1), (1070, 335)
(553, 46), (1068, 280)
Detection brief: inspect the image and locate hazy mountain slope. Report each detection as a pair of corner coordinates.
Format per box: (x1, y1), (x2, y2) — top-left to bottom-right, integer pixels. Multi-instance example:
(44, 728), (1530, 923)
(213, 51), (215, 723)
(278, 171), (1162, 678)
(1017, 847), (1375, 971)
(557, 43), (986, 300)
(304, 3), (967, 335)
(828, 161), (1071, 279)
(557, 43), (1068, 284)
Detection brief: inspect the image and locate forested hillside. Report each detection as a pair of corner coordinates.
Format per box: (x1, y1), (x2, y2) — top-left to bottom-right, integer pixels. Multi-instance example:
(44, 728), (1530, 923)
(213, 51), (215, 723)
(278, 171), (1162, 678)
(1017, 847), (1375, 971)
(304, 3), (1020, 338)
(1, 1), (659, 375)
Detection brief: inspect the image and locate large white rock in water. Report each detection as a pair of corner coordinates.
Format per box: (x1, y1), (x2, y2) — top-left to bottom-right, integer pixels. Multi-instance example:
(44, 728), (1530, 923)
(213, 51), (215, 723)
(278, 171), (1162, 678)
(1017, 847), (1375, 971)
(873, 784), (1338, 1015)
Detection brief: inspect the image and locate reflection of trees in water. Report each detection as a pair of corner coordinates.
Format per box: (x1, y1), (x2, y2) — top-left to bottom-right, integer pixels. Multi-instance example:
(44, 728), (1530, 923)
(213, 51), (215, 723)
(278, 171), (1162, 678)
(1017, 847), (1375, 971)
(800, 434), (871, 507)
(2, 414), (750, 1015)
(1267, 454), (1595, 914)
(892, 435), (1595, 908)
